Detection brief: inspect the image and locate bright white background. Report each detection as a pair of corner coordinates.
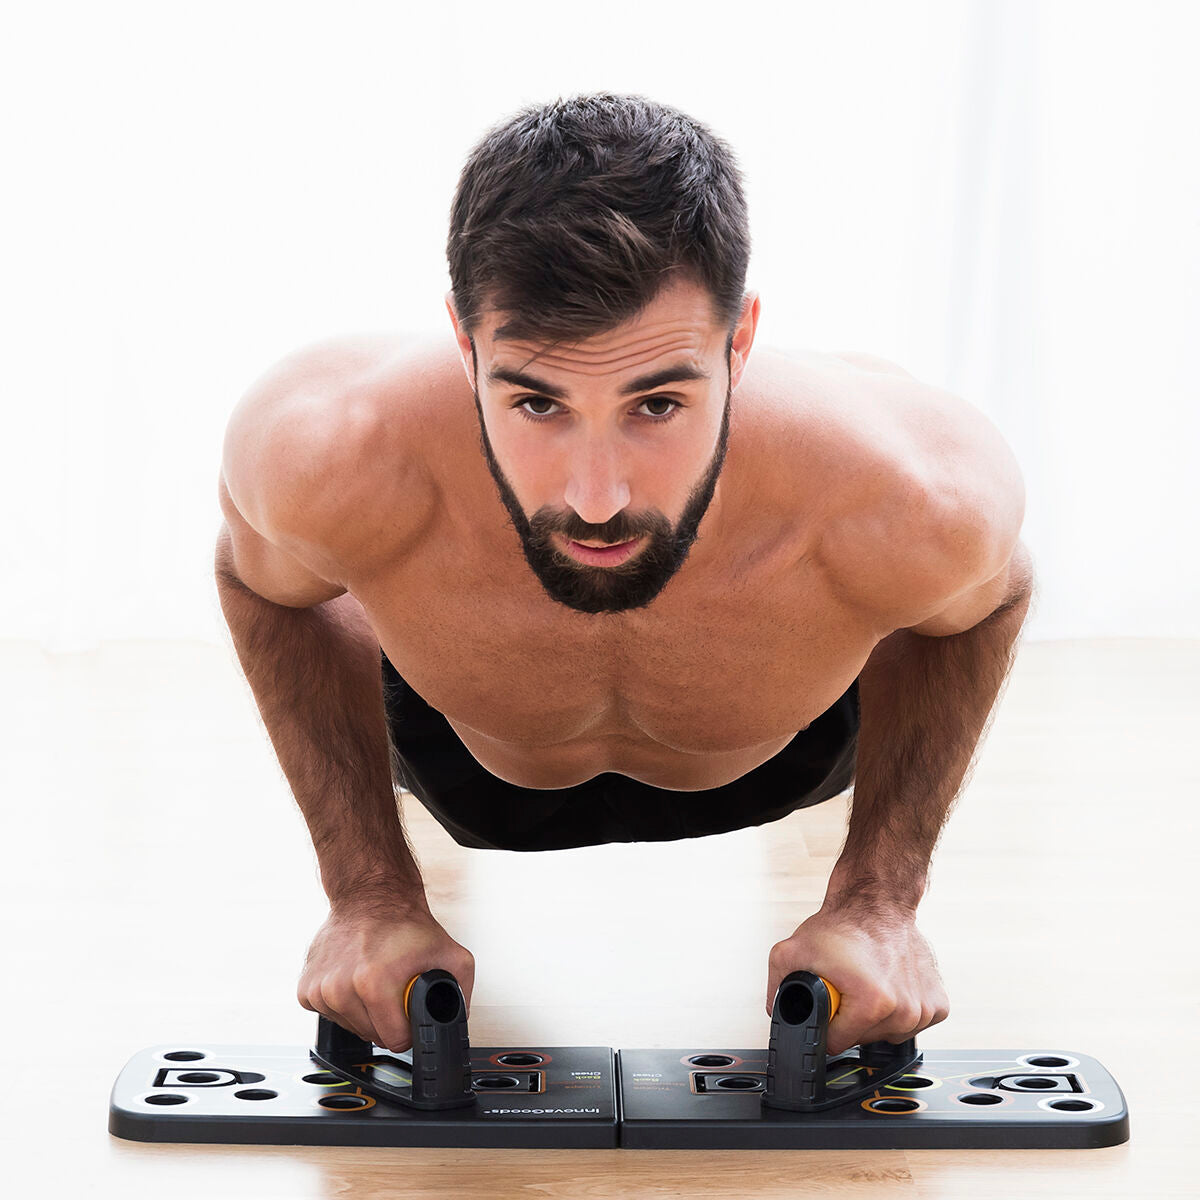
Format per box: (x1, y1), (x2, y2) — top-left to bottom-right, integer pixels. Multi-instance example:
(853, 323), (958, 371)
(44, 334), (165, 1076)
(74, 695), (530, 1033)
(2, 0), (1197, 647)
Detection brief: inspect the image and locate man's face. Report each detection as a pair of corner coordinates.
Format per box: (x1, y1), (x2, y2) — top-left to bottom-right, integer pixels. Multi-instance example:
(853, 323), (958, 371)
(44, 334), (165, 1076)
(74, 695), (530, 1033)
(448, 276), (760, 615)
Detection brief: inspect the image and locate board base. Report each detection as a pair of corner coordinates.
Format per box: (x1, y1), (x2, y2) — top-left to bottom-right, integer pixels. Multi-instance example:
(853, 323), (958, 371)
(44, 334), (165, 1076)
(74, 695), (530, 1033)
(109, 1042), (1129, 1149)
(617, 1047), (1130, 1148)
(108, 1043), (617, 1148)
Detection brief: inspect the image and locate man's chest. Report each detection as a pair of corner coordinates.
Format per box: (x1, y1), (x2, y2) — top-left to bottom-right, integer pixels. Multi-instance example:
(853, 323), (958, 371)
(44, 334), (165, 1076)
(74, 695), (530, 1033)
(356, 535), (879, 787)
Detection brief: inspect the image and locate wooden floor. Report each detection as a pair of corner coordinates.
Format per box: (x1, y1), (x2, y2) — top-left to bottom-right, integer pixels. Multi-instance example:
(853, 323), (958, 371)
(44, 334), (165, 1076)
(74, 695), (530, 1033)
(1, 637), (1195, 1197)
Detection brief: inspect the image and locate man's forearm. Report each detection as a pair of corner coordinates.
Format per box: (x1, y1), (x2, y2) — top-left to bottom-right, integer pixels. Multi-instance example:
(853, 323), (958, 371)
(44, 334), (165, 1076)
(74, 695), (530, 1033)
(216, 568), (429, 913)
(825, 585), (1034, 916)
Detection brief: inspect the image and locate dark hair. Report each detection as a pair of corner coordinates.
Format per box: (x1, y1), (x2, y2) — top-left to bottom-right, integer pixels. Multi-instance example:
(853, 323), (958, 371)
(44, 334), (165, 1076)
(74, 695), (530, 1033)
(446, 92), (750, 353)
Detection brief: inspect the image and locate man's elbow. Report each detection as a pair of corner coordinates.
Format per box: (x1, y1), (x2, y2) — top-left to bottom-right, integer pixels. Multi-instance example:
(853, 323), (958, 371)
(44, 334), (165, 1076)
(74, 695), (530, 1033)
(998, 539), (1036, 616)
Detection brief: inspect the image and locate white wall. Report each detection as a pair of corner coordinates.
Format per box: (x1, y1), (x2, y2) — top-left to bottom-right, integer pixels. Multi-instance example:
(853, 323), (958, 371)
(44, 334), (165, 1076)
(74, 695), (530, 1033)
(3, 0), (1196, 648)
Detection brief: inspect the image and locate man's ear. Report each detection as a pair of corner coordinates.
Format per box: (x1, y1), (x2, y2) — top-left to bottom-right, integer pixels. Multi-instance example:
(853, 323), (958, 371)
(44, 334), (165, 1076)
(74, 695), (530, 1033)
(444, 291), (476, 391)
(729, 289), (761, 392)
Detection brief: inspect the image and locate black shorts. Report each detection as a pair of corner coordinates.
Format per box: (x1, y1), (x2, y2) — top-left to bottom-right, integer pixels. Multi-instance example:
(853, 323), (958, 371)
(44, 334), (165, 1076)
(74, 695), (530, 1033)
(381, 649), (859, 852)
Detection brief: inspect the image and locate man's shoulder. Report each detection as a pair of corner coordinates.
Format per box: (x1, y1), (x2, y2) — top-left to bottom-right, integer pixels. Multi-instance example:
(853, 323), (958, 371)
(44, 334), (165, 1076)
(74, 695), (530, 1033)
(741, 344), (930, 523)
(223, 332), (454, 571)
(752, 346), (1022, 630)
(235, 330), (454, 435)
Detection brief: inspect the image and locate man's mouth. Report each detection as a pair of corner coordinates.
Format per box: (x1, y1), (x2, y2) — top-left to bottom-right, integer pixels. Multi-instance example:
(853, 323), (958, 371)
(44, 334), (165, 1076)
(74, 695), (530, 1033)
(558, 534), (645, 567)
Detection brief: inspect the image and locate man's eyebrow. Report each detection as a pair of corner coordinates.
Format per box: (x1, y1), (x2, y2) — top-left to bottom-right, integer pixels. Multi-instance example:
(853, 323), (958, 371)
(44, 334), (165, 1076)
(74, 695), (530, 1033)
(485, 363), (711, 399)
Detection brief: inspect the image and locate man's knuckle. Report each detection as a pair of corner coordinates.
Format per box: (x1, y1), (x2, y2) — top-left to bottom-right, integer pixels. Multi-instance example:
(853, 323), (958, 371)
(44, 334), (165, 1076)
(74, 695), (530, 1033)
(356, 976), (387, 1005)
(321, 978), (355, 1011)
(867, 992), (897, 1022)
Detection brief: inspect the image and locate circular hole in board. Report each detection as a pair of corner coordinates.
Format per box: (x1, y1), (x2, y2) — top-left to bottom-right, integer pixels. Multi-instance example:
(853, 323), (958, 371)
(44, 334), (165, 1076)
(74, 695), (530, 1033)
(474, 1075), (521, 1090)
(177, 1072), (221, 1084)
(888, 1075), (936, 1089)
(496, 1053), (544, 1067)
(163, 1051), (206, 1062)
(868, 1097), (921, 1113)
(958, 1092), (1004, 1106)
(145, 1094), (188, 1106)
(1027, 1056), (1071, 1067)
(713, 1076), (761, 1090)
(235, 1089), (278, 1101)
(688, 1055), (735, 1067)
(1014, 1077), (1058, 1089)
(304, 1071), (349, 1086)
(1049, 1098), (1096, 1113)
(318, 1094), (370, 1110)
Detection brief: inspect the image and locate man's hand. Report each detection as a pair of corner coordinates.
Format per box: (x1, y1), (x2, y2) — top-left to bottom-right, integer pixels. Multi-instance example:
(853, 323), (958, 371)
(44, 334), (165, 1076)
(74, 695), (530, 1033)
(298, 899), (476, 1053)
(765, 905), (950, 1055)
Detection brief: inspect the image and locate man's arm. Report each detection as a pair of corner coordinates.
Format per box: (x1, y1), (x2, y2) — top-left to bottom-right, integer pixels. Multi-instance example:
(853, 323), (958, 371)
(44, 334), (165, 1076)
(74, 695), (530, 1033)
(767, 536), (1034, 1050)
(216, 380), (478, 1054)
(825, 538), (1036, 915)
(217, 505), (431, 916)
(216, 390), (430, 914)
(765, 390), (1033, 1050)
(819, 373), (1034, 911)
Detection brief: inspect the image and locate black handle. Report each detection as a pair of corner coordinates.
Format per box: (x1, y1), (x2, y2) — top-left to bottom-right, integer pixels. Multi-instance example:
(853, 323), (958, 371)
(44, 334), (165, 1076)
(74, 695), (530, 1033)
(311, 968), (474, 1110)
(404, 970), (474, 1107)
(763, 970), (921, 1112)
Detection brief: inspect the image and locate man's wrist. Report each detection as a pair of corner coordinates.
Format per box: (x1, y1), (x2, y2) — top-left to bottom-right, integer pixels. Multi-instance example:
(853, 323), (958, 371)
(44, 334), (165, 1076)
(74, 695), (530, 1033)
(822, 857), (926, 918)
(325, 868), (432, 917)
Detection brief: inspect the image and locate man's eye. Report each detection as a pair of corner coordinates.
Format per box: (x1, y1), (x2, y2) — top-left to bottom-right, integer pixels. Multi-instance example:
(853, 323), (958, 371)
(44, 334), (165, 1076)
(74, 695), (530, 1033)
(641, 396), (678, 418)
(512, 396), (682, 422)
(518, 396), (559, 417)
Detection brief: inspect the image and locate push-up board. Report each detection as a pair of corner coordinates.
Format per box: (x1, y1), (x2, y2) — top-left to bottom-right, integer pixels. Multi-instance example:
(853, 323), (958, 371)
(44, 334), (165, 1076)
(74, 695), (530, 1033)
(108, 1042), (1128, 1149)
(108, 970), (1129, 1150)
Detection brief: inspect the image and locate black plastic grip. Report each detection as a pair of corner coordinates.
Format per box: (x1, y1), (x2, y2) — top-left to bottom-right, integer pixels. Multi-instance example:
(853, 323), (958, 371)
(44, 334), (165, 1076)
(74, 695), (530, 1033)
(405, 970), (474, 1108)
(762, 970), (922, 1112)
(310, 968), (475, 1111)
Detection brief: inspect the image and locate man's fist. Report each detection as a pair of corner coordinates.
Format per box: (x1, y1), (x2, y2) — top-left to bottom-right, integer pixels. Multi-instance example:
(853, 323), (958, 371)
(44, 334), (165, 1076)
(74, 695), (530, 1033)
(766, 906), (950, 1055)
(298, 900), (476, 1053)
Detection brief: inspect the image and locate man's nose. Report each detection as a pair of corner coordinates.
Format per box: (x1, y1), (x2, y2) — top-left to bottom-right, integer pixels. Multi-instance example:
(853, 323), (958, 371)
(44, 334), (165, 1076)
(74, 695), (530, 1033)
(563, 439), (632, 527)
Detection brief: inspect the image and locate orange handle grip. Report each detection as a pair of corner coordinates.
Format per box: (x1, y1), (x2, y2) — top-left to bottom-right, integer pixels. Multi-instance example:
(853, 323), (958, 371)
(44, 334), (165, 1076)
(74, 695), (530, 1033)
(819, 976), (841, 1019)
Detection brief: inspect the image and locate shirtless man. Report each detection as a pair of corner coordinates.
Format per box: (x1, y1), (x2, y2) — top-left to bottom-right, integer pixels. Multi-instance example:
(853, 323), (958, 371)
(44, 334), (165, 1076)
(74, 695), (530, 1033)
(215, 94), (1033, 1060)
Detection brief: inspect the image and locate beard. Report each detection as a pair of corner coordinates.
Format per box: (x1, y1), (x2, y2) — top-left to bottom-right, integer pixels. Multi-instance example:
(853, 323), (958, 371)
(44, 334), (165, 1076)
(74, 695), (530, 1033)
(470, 353), (732, 615)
